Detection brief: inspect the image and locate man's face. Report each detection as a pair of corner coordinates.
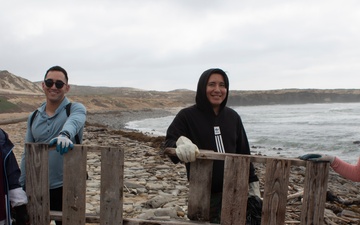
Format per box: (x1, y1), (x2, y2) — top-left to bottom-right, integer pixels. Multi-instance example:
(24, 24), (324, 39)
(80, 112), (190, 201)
(206, 73), (227, 110)
(42, 70), (70, 103)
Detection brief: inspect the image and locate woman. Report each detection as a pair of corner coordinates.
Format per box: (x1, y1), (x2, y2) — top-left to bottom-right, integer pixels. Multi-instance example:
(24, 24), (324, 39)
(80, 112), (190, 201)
(164, 68), (261, 223)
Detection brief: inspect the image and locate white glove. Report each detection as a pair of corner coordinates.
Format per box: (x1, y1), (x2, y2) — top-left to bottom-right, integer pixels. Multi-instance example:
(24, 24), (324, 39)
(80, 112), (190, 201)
(175, 136), (200, 163)
(9, 187), (28, 207)
(248, 181), (261, 198)
(49, 134), (74, 155)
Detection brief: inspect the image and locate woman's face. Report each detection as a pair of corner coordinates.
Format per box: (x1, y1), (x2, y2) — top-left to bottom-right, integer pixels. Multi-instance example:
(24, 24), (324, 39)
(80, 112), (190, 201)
(206, 73), (227, 113)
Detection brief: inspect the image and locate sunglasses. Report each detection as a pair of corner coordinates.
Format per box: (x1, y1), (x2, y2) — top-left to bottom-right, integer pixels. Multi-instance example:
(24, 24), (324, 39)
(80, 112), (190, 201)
(44, 79), (66, 89)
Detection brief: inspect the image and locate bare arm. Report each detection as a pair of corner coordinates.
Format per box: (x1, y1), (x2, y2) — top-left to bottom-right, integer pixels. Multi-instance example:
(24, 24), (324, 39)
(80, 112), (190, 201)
(331, 157), (360, 182)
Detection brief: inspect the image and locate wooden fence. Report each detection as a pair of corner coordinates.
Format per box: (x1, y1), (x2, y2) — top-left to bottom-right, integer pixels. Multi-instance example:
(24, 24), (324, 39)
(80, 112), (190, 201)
(24, 143), (329, 225)
(25, 143), (124, 225)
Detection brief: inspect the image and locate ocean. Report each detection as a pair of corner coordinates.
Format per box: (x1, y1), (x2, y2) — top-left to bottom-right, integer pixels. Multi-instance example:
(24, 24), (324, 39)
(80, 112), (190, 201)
(125, 102), (360, 164)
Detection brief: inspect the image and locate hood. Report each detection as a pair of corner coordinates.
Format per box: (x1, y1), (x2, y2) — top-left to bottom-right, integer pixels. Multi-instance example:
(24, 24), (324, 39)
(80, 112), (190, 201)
(195, 68), (229, 114)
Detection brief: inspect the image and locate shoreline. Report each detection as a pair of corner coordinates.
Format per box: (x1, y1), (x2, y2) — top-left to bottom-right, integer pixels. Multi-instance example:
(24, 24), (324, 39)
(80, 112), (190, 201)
(86, 108), (179, 130)
(0, 107), (180, 127)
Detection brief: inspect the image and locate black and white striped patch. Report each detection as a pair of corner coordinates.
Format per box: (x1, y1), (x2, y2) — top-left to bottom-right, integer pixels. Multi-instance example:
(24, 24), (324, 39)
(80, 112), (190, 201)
(214, 126), (225, 153)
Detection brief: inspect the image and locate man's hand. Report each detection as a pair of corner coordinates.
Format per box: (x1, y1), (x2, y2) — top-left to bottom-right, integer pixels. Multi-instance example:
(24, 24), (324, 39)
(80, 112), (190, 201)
(299, 153), (335, 163)
(175, 136), (200, 163)
(49, 134), (74, 155)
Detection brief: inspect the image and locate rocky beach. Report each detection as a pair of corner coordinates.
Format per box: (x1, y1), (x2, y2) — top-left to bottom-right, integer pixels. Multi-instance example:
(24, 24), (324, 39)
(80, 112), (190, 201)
(0, 109), (359, 225)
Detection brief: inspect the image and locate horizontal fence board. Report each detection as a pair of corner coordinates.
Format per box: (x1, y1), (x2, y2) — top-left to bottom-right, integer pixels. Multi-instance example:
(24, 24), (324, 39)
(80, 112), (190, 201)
(50, 212), (219, 225)
(164, 148), (307, 166)
(123, 218), (219, 225)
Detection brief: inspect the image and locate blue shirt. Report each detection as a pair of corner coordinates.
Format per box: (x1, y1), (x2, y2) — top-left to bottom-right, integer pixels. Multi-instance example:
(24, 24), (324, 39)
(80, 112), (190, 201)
(19, 97), (86, 189)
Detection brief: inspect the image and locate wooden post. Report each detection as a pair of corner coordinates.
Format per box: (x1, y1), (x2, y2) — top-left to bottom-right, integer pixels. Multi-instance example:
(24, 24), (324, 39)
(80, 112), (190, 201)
(100, 147), (124, 225)
(62, 145), (88, 225)
(25, 143), (50, 225)
(261, 158), (291, 225)
(187, 159), (213, 221)
(221, 156), (250, 225)
(300, 161), (329, 225)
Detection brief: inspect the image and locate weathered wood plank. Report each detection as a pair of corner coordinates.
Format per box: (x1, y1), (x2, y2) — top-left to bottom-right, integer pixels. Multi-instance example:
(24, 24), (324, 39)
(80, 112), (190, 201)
(221, 156), (250, 225)
(261, 158), (291, 225)
(188, 159), (213, 221)
(50, 212), (219, 225)
(62, 145), (87, 225)
(164, 148), (306, 166)
(300, 161), (329, 225)
(100, 147), (124, 225)
(123, 218), (218, 225)
(25, 143), (50, 225)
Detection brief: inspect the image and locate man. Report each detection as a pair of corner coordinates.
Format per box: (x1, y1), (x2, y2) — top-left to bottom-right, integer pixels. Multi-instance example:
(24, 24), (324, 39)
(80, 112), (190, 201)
(0, 128), (29, 225)
(165, 68), (261, 223)
(19, 66), (86, 225)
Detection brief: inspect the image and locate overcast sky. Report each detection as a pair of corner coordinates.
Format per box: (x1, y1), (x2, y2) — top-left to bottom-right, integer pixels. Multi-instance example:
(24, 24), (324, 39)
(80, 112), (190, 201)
(1, 0), (360, 91)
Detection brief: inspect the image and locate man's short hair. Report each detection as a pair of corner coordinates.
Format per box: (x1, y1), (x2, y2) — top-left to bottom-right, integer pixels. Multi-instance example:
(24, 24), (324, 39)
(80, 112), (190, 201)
(44, 66), (68, 82)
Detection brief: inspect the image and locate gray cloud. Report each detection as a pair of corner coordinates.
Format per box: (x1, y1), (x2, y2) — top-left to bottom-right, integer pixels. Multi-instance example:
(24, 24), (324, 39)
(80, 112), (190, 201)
(1, 0), (360, 91)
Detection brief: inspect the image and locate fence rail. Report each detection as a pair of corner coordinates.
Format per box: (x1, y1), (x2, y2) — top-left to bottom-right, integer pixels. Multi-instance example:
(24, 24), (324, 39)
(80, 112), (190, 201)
(24, 143), (329, 225)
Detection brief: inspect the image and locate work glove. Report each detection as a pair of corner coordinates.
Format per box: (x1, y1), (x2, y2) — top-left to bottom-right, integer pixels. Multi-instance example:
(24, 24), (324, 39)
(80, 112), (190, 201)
(248, 181), (261, 198)
(49, 134), (74, 155)
(299, 153), (335, 164)
(175, 136), (200, 163)
(12, 204), (30, 225)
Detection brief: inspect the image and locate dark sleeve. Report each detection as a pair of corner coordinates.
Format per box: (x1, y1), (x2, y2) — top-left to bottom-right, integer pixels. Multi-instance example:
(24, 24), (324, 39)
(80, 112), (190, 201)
(6, 152), (22, 190)
(237, 117), (259, 183)
(0, 129), (21, 190)
(164, 109), (190, 164)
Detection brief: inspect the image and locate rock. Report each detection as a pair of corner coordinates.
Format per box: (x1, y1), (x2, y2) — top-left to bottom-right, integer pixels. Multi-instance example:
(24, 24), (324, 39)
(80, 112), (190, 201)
(340, 209), (360, 219)
(124, 181), (146, 189)
(154, 207), (181, 218)
(145, 195), (173, 209)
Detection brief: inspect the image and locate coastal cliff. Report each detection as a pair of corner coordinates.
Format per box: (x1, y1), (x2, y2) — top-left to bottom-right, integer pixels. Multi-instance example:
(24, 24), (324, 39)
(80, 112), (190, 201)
(1, 69), (360, 114)
(227, 89), (360, 106)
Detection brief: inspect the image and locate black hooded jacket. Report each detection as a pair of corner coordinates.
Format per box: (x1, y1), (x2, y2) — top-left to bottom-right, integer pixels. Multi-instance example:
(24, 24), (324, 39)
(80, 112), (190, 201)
(0, 128), (22, 191)
(0, 128), (24, 222)
(165, 68), (259, 193)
